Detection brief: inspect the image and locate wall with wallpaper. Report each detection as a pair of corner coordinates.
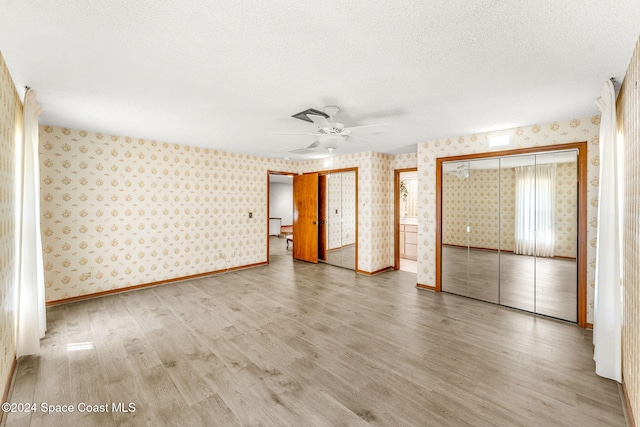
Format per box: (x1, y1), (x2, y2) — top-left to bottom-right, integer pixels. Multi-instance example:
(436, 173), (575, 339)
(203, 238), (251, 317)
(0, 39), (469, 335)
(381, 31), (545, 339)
(39, 126), (296, 302)
(442, 162), (577, 258)
(417, 117), (601, 322)
(0, 53), (21, 407)
(616, 35), (639, 427)
(326, 171), (356, 250)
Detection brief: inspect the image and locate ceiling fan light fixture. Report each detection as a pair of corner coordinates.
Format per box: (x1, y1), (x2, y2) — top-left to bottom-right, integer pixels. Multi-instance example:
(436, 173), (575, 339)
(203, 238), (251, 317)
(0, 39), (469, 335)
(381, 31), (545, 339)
(317, 134), (345, 146)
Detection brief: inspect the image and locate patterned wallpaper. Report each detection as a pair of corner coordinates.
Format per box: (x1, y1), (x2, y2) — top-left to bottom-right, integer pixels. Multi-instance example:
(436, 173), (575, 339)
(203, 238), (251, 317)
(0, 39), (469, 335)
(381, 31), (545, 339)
(327, 173), (341, 248)
(417, 117), (600, 323)
(554, 162), (578, 258)
(442, 162), (577, 258)
(442, 168), (500, 250)
(326, 171), (356, 250)
(39, 126), (297, 302)
(616, 35), (639, 427)
(0, 53), (21, 404)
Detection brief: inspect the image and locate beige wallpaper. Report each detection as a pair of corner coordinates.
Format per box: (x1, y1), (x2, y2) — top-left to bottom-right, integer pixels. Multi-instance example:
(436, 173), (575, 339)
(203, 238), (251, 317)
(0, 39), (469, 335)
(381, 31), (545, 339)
(442, 162), (577, 258)
(442, 168), (500, 250)
(341, 171), (356, 246)
(0, 53), (21, 404)
(327, 173), (342, 249)
(554, 162), (578, 258)
(616, 35), (639, 427)
(39, 126), (297, 302)
(418, 117), (600, 323)
(326, 171), (356, 250)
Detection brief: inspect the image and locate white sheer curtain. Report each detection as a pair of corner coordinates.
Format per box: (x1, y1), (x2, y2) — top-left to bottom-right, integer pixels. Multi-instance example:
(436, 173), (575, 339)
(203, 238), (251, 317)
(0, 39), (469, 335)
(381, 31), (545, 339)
(16, 88), (46, 357)
(514, 164), (556, 257)
(593, 79), (622, 382)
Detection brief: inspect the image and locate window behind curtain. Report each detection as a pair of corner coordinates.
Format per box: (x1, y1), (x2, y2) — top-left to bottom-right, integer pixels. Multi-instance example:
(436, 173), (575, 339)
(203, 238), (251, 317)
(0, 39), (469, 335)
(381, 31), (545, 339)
(514, 164), (556, 257)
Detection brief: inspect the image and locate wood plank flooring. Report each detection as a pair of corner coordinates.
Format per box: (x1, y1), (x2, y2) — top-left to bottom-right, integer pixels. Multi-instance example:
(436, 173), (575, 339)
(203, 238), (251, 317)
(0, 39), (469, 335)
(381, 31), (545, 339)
(2, 238), (624, 426)
(442, 245), (578, 322)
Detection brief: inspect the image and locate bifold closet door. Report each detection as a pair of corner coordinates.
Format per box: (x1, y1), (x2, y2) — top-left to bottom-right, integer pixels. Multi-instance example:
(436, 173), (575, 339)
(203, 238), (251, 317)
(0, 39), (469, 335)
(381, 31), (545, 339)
(466, 159), (500, 304)
(533, 151), (578, 322)
(499, 155), (536, 313)
(441, 161), (471, 296)
(441, 159), (499, 303)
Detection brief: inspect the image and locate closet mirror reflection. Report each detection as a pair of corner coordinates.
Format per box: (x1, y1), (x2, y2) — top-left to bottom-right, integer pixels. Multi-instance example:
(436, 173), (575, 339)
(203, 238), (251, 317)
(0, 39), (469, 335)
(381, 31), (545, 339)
(319, 170), (357, 270)
(441, 149), (578, 322)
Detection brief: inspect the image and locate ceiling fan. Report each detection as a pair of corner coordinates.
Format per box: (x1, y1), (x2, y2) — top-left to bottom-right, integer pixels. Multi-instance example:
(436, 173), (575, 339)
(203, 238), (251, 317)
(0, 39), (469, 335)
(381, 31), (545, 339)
(274, 106), (388, 155)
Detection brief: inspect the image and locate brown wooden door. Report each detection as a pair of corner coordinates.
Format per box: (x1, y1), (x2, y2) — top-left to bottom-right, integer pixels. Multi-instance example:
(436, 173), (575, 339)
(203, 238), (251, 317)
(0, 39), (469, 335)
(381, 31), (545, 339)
(293, 173), (319, 263)
(318, 174), (327, 261)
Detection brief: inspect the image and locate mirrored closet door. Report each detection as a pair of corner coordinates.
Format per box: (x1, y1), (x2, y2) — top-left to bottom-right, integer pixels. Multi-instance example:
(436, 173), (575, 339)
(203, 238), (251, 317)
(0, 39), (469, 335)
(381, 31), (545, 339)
(319, 170), (357, 270)
(440, 149), (579, 322)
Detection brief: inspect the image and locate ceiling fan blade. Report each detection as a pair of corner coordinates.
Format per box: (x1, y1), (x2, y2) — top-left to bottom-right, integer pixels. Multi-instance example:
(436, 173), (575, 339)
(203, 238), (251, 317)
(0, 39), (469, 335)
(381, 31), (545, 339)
(308, 114), (332, 129)
(288, 148), (315, 155)
(269, 132), (317, 135)
(344, 123), (389, 132)
(348, 134), (376, 144)
(306, 140), (320, 149)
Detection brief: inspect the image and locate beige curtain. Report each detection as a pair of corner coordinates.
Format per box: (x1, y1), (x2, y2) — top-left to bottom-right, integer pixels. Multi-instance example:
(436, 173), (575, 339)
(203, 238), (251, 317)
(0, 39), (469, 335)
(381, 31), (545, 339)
(593, 79), (622, 382)
(514, 164), (556, 257)
(16, 88), (46, 357)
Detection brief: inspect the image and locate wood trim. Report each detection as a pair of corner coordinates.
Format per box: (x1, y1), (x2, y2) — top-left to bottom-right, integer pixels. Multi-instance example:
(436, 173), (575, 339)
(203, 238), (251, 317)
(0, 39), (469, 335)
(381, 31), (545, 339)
(354, 168), (359, 272)
(417, 283), (437, 291)
(1, 356), (17, 424)
(576, 143), (588, 328)
(46, 262), (268, 307)
(317, 167), (359, 175)
(435, 142), (588, 327)
(267, 170), (296, 264)
(356, 266), (394, 276)
(586, 322), (593, 329)
(622, 376), (636, 427)
(437, 142), (588, 162)
(435, 158), (443, 291)
(394, 170), (400, 269)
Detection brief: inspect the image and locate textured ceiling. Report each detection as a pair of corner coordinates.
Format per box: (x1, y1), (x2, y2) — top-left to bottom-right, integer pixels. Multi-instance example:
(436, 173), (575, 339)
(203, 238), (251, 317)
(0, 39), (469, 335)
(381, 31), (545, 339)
(1, 1), (639, 160)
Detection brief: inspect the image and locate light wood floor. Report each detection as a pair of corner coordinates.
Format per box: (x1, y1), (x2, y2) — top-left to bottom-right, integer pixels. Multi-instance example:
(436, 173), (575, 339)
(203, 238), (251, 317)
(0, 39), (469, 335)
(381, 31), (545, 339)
(442, 246), (578, 322)
(3, 241), (624, 426)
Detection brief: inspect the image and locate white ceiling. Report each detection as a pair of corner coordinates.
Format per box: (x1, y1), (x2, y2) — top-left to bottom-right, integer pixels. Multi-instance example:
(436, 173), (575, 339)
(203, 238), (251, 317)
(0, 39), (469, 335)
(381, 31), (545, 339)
(1, 1), (638, 160)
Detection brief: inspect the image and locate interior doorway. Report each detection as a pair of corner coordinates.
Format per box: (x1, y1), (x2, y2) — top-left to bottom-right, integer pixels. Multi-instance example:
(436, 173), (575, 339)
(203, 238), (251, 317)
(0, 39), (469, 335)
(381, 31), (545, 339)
(394, 168), (418, 274)
(290, 169), (358, 270)
(267, 171), (294, 263)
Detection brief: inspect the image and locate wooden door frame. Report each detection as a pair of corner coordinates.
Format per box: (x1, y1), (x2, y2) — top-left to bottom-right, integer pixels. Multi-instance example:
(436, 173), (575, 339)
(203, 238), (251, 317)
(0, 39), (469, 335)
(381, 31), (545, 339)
(266, 170), (296, 264)
(394, 168), (418, 270)
(318, 174), (328, 261)
(434, 142), (588, 327)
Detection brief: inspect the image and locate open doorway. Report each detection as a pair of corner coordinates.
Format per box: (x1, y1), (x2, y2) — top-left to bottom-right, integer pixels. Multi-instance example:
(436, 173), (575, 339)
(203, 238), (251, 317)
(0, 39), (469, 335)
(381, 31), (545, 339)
(267, 171), (294, 263)
(395, 168), (418, 274)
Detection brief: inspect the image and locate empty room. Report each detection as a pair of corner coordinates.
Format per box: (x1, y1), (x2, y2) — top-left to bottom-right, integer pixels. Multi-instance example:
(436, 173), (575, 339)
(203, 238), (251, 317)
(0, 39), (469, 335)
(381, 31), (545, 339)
(1, 2), (639, 426)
